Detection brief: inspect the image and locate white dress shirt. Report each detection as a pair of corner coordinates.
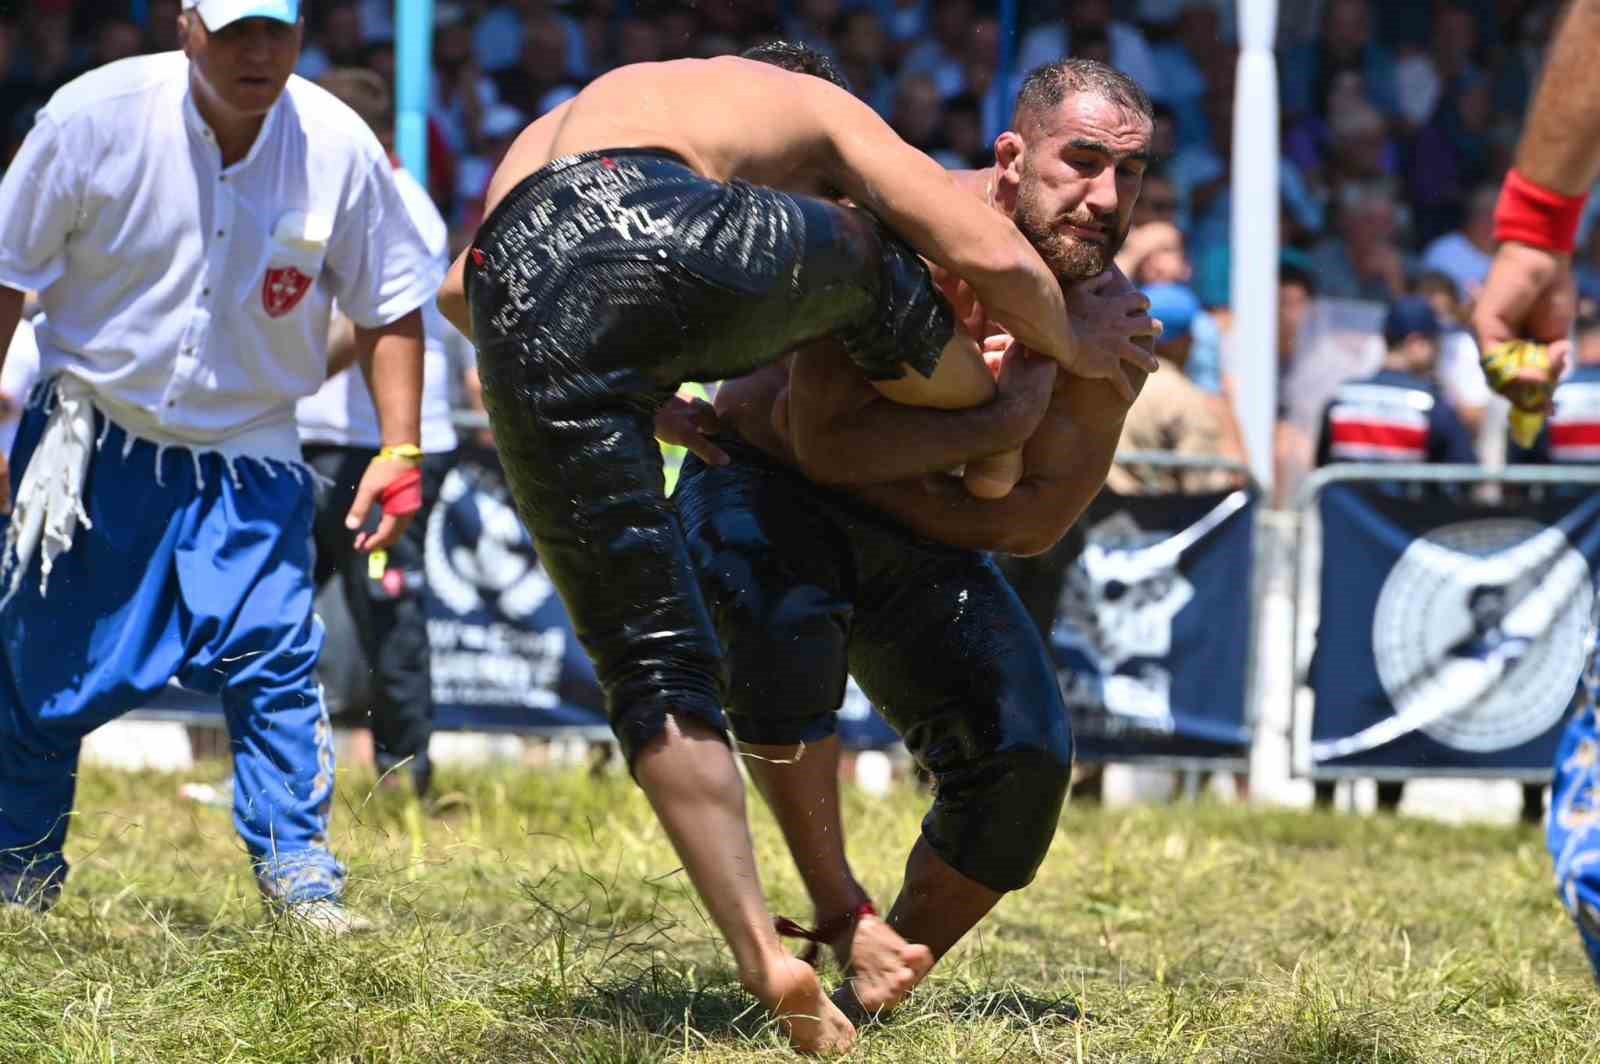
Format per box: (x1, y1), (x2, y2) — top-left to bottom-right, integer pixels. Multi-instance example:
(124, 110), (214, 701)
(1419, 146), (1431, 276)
(0, 52), (443, 453)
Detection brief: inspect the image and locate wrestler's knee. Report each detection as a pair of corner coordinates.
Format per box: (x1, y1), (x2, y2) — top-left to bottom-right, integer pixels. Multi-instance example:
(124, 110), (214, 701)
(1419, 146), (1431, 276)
(724, 604), (848, 747)
(922, 696), (1074, 893)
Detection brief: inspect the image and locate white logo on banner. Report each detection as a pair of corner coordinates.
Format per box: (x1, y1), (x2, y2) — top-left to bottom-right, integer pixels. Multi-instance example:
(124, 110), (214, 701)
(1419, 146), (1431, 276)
(1052, 494), (1248, 730)
(1369, 518), (1592, 753)
(425, 464), (565, 709)
(425, 466), (554, 621)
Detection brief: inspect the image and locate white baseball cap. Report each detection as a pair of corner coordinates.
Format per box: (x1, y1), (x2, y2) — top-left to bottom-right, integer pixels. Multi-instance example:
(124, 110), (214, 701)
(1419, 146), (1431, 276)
(184, 0), (302, 32)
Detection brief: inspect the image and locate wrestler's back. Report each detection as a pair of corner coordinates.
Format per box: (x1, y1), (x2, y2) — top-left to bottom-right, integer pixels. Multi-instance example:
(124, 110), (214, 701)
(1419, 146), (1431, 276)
(480, 58), (839, 225)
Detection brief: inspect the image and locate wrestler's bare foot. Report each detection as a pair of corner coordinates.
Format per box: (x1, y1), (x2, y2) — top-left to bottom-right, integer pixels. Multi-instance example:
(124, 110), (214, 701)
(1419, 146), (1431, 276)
(830, 913), (935, 1017)
(750, 955), (856, 1055)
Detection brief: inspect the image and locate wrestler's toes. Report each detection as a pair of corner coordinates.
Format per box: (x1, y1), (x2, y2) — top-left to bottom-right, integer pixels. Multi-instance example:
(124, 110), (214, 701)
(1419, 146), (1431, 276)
(838, 921), (936, 1017)
(752, 954), (857, 1055)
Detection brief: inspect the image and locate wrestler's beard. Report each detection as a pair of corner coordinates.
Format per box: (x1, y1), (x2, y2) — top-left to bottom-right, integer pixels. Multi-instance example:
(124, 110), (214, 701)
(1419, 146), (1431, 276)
(1013, 180), (1128, 282)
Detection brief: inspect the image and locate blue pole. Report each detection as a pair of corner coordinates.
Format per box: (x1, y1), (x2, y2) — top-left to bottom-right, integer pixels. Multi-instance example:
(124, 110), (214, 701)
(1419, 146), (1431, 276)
(395, 0), (434, 187)
(998, 0), (1018, 132)
(131, 0), (149, 26)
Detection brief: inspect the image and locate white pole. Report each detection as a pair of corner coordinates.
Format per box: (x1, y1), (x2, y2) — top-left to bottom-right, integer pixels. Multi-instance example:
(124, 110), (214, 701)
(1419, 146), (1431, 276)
(1231, 0), (1280, 494)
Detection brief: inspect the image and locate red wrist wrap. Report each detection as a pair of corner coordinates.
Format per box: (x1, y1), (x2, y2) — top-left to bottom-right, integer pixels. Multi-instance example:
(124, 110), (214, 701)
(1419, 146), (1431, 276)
(1494, 168), (1589, 254)
(379, 466), (423, 517)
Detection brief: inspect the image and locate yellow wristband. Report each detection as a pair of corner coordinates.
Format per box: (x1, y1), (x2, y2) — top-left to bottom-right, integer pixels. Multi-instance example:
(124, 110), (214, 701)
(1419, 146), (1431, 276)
(377, 444), (424, 466)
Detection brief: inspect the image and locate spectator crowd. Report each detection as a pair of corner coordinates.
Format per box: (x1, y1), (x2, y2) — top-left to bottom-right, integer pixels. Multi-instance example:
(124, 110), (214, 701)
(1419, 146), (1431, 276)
(0, 0), (1592, 503)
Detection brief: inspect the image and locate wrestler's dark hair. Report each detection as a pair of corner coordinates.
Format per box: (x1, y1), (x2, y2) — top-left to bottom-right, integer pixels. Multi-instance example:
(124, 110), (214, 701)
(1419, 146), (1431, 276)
(1012, 58), (1153, 134)
(740, 40), (854, 94)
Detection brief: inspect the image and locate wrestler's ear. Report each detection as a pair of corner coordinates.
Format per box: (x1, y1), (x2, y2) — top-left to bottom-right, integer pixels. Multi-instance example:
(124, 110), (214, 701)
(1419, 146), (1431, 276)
(994, 132), (1024, 204)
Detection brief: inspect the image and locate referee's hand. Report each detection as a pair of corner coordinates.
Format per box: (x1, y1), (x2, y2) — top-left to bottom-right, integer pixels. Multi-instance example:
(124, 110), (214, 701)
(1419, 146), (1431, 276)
(347, 453), (420, 553)
(0, 452), (9, 515)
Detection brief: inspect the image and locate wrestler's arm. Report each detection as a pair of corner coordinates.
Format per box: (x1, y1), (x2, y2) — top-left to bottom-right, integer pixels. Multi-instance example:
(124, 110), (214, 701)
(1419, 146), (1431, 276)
(785, 341), (1053, 485)
(438, 253), (472, 342)
(1510, 0), (1600, 196)
(846, 375), (1144, 556)
(1473, 0), (1600, 362)
(793, 78), (1079, 375)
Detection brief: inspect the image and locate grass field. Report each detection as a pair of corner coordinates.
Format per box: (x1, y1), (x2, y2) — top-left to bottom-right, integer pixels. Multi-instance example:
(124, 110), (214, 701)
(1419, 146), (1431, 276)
(4, 760), (1600, 1063)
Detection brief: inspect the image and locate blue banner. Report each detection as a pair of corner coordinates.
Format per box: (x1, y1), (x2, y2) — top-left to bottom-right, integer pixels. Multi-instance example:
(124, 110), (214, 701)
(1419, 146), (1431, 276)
(1046, 489), (1258, 763)
(1307, 484), (1600, 775)
(423, 448), (605, 732)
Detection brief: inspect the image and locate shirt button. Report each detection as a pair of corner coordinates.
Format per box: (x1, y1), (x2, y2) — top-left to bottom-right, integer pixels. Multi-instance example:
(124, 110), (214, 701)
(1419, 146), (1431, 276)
(202, 288), (211, 297)
(216, 229), (224, 237)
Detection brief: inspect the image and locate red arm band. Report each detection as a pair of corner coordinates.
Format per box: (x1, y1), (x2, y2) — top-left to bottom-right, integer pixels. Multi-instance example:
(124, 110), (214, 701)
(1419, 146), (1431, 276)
(379, 466), (423, 517)
(1494, 168), (1589, 254)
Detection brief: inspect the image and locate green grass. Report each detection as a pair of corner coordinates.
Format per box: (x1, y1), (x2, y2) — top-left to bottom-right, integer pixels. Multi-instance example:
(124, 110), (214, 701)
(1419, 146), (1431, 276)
(3, 760), (1599, 1062)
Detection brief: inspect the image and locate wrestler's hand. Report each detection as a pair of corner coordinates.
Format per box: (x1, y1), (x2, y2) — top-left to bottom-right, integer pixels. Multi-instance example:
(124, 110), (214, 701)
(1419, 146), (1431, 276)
(655, 393), (729, 466)
(1054, 268), (1160, 401)
(347, 454), (420, 553)
(929, 262), (989, 342)
(972, 261), (1158, 399)
(1473, 242), (1577, 398)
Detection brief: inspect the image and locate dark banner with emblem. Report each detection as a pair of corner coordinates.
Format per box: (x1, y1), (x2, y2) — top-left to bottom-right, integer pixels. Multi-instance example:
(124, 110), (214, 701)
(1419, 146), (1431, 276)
(1035, 488), (1258, 763)
(422, 447), (607, 731)
(1306, 484), (1600, 776)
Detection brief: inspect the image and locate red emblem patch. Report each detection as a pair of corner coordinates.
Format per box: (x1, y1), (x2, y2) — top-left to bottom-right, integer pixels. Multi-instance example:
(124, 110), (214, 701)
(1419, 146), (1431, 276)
(262, 266), (313, 318)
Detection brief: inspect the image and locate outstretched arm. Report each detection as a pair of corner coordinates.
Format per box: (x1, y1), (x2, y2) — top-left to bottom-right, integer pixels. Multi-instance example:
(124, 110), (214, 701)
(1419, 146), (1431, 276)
(1473, 1), (1600, 382)
(1509, 0), (1600, 197)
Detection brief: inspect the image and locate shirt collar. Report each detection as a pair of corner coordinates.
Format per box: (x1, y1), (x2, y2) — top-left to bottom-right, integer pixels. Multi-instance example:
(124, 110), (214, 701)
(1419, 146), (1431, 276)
(182, 71), (286, 172)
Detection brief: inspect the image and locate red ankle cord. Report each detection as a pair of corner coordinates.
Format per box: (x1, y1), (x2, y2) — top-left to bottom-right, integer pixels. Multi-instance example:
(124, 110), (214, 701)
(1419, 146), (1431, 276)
(774, 901), (878, 967)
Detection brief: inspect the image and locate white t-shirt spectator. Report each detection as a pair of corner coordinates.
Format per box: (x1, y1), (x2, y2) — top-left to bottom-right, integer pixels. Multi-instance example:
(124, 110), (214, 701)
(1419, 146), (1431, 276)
(297, 168), (463, 454)
(1435, 325), (1510, 465)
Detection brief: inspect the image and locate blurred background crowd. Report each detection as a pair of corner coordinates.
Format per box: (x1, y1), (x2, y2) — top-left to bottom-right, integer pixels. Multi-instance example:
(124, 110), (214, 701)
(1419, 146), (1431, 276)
(0, 0), (1591, 503)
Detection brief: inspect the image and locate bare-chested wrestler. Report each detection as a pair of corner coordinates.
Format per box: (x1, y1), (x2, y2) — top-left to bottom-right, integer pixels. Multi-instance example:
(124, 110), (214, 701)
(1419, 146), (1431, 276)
(670, 55), (1157, 1018)
(433, 53), (1157, 1053)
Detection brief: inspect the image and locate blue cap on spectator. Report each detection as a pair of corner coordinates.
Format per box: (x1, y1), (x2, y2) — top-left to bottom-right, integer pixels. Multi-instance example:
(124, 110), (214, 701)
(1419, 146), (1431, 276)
(1142, 283), (1200, 341)
(1383, 297), (1440, 346)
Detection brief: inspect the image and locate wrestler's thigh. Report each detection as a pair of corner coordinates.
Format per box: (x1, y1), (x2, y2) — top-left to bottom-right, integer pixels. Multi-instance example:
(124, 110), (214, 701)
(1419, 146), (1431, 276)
(847, 552), (1068, 773)
(677, 457), (854, 733)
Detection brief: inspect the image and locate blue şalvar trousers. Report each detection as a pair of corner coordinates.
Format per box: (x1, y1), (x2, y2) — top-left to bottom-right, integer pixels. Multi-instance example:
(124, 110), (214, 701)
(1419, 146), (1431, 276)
(1550, 604), (1600, 980)
(0, 384), (342, 906)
